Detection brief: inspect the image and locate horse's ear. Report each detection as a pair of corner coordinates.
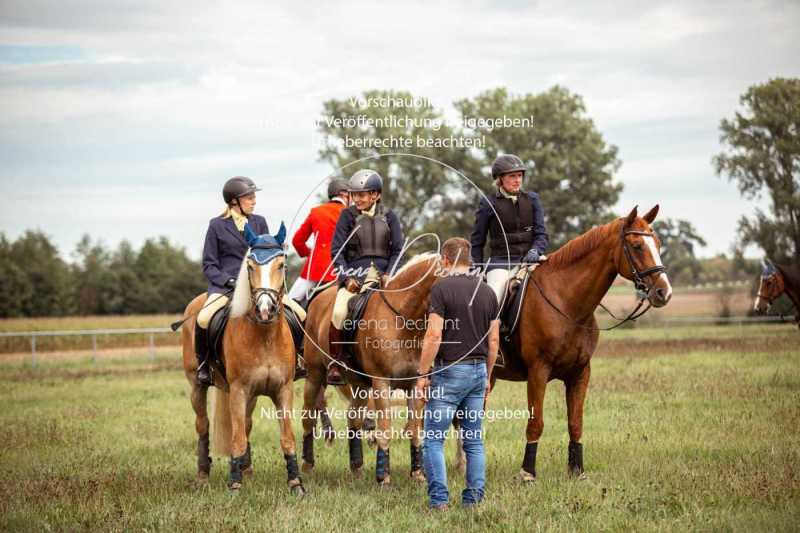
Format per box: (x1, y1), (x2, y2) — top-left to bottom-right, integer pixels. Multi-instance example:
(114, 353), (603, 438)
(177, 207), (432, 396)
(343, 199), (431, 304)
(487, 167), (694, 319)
(243, 223), (258, 246)
(625, 205), (638, 227)
(642, 205), (659, 224)
(274, 222), (286, 246)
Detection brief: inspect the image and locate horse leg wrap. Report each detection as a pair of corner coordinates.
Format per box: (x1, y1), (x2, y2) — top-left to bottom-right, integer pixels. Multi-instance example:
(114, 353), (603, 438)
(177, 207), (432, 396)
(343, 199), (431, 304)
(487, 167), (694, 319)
(349, 433), (363, 470)
(321, 411), (333, 433)
(522, 441), (538, 478)
(568, 441), (583, 474)
(410, 444), (423, 473)
(242, 442), (252, 470)
(376, 447), (390, 483)
(197, 433), (212, 475)
(229, 453), (247, 486)
(302, 433), (314, 466)
(284, 453), (301, 483)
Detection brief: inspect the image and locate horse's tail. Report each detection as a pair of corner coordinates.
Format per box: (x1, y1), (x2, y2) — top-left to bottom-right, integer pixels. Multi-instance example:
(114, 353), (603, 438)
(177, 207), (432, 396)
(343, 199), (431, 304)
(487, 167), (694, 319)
(212, 388), (232, 456)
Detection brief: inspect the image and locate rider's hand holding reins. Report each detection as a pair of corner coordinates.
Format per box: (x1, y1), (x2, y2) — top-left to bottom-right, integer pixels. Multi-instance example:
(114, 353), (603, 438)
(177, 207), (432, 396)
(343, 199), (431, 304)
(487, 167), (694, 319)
(345, 277), (362, 293)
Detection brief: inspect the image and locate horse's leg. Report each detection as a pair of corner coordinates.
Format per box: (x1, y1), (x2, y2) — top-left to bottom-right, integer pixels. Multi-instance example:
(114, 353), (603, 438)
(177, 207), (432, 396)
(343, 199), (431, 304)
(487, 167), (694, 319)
(347, 386), (369, 477)
(372, 379), (392, 486)
(190, 383), (212, 484)
(407, 395), (425, 482)
(275, 381), (305, 496)
(227, 384), (249, 491)
(316, 385), (335, 444)
(565, 364), (590, 479)
(242, 395), (257, 478)
(301, 369), (325, 472)
(521, 363), (550, 482)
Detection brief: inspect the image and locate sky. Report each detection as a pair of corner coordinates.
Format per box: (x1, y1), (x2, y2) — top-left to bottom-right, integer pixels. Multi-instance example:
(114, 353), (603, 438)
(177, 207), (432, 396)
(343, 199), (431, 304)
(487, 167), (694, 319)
(0, 0), (798, 261)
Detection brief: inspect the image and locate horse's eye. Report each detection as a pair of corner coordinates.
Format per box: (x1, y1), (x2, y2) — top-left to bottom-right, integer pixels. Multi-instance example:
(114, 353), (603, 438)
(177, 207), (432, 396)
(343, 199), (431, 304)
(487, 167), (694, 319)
(632, 243), (643, 251)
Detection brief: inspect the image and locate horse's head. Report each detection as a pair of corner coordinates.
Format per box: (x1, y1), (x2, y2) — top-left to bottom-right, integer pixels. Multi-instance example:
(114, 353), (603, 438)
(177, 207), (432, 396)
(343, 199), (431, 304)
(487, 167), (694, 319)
(231, 222), (287, 323)
(754, 260), (784, 313)
(614, 205), (672, 308)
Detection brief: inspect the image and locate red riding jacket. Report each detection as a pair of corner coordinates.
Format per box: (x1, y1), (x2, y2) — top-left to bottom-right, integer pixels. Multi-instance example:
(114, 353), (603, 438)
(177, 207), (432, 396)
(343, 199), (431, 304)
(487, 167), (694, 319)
(292, 199), (347, 282)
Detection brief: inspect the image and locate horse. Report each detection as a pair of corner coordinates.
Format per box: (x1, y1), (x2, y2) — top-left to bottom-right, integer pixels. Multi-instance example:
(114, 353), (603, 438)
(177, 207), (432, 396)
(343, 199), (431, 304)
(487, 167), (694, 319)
(485, 205), (673, 481)
(754, 259), (800, 327)
(180, 223), (305, 495)
(300, 253), (441, 485)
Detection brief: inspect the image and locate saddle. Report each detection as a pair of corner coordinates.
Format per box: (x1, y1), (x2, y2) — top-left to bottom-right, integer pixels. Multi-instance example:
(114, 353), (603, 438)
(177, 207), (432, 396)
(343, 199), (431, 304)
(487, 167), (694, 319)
(205, 297), (309, 386)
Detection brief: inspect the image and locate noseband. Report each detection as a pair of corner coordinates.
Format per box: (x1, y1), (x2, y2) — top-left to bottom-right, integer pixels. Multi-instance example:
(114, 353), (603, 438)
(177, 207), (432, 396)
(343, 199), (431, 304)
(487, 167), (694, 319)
(621, 225), (667, 297)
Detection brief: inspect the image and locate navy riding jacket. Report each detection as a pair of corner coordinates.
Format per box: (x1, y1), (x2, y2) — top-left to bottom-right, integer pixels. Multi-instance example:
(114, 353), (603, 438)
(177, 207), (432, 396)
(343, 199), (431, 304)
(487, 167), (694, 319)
(330, 205), (405, 282)
(470, 191), (549, 272)
(202, 214), (269, 295)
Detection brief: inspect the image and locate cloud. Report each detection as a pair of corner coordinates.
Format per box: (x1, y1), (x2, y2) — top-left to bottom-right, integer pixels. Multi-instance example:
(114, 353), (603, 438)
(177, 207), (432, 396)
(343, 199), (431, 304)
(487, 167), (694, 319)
(0, 0), (797, 259)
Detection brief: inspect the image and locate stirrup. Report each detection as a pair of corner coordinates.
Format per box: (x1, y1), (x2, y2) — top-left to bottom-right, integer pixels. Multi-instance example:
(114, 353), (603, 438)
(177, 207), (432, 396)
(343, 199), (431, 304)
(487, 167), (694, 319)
(197, 361), (213, 386)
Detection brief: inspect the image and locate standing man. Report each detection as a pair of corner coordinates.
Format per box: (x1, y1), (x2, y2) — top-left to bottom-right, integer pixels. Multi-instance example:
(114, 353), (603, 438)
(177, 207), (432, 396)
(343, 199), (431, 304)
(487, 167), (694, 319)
(470, 154), (549, 306)
(289, 178), (350, 302)
(417, 237), (500, 510)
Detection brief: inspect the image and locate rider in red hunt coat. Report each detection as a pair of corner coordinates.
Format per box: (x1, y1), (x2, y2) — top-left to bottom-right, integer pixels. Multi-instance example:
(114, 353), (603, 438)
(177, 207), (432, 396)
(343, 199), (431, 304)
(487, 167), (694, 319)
(288, 178), (350, 302)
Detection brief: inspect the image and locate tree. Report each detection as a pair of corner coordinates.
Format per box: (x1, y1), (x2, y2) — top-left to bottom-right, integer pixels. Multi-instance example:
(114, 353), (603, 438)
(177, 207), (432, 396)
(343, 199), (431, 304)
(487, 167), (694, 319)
(0, 234), (32, 318)
(7, 230), (74, 316)
(713, 78), (800, 263)
(318, 90), (479, 251)
(455, 87), (623, 248)
(652, 218), (707, 285)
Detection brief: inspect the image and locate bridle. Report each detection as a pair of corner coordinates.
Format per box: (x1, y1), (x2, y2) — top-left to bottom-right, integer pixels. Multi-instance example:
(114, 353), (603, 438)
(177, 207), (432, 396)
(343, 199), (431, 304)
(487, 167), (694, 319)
(757, 273), (781, 307)
(621, 225), (667, 296)
(530, 222), (667, 331)
(246, 242), (285, 325)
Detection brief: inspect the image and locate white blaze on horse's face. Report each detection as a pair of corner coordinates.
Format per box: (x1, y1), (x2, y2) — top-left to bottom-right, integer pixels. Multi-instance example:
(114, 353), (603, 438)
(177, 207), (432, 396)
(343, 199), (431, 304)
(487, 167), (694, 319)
(754, 277), (766, 312)
(249, 256), (284, 322)
(642, 234), (672, 304)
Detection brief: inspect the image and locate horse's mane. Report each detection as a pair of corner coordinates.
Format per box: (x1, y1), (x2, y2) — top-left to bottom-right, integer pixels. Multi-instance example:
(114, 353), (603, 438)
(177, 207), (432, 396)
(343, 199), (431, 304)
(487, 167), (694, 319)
(230, 257), (251, 318)
(544, 219), (621, 269)
(387, 253), (440, 289)
(777, 262), (800, 294)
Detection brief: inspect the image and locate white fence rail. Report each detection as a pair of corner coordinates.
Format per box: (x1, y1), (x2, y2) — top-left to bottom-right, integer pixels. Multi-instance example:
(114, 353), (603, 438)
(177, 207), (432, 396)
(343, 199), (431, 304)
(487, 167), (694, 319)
(0, 316), (794, 367)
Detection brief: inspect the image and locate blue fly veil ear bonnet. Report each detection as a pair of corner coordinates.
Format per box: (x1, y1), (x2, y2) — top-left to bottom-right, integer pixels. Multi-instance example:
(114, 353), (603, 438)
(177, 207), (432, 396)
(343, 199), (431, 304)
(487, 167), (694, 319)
(761, 259), (777, 278)
(244, 222), (287, 265)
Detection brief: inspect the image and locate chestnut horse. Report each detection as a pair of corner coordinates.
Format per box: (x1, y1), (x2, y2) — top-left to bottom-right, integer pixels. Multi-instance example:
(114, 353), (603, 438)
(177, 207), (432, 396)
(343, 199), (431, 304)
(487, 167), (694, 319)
(300, 253), (441, 485)
(754, 259), (800, 327)
(180, 224), (305, 494)
(490, 205), (672, 481)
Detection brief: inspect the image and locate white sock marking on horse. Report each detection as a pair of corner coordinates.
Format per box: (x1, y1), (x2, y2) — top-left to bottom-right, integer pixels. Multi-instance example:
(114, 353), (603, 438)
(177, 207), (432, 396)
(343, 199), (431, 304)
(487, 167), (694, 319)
(643, 236), (672, 300)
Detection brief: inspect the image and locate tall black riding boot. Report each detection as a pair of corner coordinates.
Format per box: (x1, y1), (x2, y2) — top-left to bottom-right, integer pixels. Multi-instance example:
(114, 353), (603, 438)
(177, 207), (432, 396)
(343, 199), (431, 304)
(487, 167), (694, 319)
(195, 325), (213, 387)
(326, 326), (346, 386)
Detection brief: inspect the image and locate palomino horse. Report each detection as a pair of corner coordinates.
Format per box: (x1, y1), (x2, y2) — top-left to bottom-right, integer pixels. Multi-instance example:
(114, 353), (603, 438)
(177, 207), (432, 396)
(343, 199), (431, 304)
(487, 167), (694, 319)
(754, 259), (800, 327)
(180, 223), (305, 494)
(491, 205), (672, 481)
(300, 254), (441, 485)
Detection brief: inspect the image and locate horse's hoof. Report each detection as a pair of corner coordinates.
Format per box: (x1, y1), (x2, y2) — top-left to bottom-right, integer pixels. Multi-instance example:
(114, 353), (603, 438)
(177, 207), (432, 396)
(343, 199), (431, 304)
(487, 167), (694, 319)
(322, 429), (335, 444)
(350, 466), (364, 479)
(367, 436), (377, 448)
(302, 462), (314, 473)
(228, 481), (242, 494)
(242, 466), (254, 479)
(519, 469), (536, 483)
(410, 469), (426, 482)
(377, 475), (391, 487)
(289, 481), (306, 497)
(569, 469), (587, 481)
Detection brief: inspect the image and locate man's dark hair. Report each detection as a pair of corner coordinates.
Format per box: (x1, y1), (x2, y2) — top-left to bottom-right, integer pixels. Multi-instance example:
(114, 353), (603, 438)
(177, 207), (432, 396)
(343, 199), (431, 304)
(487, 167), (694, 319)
(441, 238), (471, 266)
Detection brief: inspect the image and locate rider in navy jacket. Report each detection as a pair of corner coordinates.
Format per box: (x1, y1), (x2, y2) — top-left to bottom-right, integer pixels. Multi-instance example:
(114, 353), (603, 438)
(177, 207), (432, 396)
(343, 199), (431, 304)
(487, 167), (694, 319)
(330, 206), (404, 282)
(202, 214), (269, 294)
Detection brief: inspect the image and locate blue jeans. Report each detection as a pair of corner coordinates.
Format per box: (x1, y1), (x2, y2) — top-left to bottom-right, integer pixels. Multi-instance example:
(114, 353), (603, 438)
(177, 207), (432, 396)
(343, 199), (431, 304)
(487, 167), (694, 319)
(422, 360), (487, 507)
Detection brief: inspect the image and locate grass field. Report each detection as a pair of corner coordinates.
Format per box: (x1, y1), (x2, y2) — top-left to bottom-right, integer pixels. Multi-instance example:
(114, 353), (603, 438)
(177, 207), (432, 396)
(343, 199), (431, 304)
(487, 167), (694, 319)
(1, 323), (798, 531)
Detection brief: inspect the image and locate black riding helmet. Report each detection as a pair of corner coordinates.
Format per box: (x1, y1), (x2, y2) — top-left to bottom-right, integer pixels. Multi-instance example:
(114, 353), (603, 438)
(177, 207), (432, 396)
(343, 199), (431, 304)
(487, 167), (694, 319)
(222, 176), (261, 204)
(491, 154), (527, 179)
(327, 178), (349, 199)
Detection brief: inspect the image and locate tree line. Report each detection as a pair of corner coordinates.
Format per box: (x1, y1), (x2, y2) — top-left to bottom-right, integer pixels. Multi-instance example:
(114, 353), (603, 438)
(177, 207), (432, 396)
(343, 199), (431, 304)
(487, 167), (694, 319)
(0, 231), (206, 318)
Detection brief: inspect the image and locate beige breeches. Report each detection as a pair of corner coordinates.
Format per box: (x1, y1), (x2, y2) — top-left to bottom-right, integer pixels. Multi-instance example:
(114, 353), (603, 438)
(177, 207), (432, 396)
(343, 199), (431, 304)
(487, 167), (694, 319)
(330, 265), (381, 329)
(197, 294), (229, 329)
